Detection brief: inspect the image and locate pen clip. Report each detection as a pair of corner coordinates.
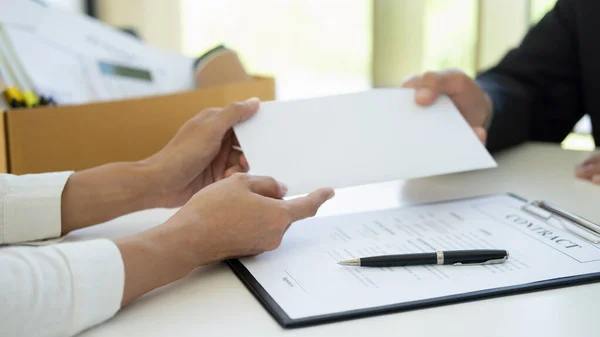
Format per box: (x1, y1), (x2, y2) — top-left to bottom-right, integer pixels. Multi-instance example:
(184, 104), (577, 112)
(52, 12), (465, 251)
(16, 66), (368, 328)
(521, 201), (600, 244)
(453, 256), (509, 266)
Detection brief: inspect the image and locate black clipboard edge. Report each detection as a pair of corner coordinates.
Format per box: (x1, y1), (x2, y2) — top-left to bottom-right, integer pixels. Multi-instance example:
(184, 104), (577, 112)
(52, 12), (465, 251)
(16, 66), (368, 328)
(228, 257), (600, 328)
(227, 193), (600, 328)
(226, 259), (294, 326)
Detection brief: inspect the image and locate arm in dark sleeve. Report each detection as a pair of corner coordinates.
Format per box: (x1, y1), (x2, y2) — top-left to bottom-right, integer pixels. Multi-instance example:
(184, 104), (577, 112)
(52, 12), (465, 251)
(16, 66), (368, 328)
(476, 0), (584, 152)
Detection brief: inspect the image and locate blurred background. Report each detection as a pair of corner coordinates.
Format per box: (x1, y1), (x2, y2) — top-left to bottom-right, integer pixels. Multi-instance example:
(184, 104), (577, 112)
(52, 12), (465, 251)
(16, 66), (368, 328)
(43, 0), (592, 150)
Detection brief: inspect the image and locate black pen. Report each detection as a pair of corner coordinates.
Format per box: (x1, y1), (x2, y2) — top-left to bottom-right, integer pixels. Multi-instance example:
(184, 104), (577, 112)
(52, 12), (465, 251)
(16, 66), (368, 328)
(338, 249), (509, 267)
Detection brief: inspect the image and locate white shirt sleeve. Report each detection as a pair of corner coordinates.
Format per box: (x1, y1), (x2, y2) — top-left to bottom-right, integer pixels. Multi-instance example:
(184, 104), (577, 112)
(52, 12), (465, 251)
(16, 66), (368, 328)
(0, 172), (126, 337)
(0, 172), (73, 244)
(0, 240), (125, 337)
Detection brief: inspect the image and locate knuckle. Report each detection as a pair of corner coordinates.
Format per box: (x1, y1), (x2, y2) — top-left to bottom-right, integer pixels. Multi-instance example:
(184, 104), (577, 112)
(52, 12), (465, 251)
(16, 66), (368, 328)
(266, 176), (278, 188)
(305, 202), (319, 217)
(421, 71), (438, 86)
(265, 239), (282, 251)
(195, 109), (220, 125)
(193, 121), (212, 135)
(453, 72), (472, 92)
(309, 204), (319, 216)
(187, 109), (219, 129)
(206, 125), (223, 137)
(187, 115), (206, 128)
(231, 172), (249, 183)
(276, 208), (292, 224)
(203, 107), (221, 116)
(228, 102), (245, 112)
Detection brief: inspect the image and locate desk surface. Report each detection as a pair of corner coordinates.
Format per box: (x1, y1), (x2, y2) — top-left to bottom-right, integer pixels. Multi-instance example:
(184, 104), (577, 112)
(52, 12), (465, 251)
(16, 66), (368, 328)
(75, 143), (599, 337)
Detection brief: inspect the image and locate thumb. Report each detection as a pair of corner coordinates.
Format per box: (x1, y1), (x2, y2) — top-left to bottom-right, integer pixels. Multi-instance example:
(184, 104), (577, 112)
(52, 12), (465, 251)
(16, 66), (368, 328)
(217, 97), (260, 130)
(472, 126), (487, 144)
(283, 188), (335, 222)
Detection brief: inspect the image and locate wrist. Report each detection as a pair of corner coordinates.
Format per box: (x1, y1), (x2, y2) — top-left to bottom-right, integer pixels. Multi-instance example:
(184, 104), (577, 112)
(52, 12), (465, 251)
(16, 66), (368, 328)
(149, 214), (223, 268)
(131, 159), (169, 209)
(139, 152), (186, 209)
(61, 161), (164, 234)
(115, 227), (195, 305)
(106, 160), (166, 210)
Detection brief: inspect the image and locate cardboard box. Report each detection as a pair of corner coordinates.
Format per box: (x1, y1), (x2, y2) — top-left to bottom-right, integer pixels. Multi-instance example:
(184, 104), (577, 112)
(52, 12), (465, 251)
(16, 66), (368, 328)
(2, 76), (275, 174)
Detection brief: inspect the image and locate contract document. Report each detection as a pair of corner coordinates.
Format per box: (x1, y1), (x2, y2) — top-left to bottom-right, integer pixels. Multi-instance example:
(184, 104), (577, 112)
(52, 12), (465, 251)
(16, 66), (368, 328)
(233, 89), (497, 196)
(228, 194), (600, 327)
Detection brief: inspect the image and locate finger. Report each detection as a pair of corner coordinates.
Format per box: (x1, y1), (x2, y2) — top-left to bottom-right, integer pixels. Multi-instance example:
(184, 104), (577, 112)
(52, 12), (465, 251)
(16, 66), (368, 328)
(575, 163), (600, 179)
(217, 97), (260, 130)
(239, 154), (249, 171)
(422, 69), (470, 94)
(224, 165), (243, 178)
(414, 71), (445, 106)
(472, 127), (487, 144)
(283, 188), (335, 222)
(227, 144), (247, 168)
(224, 157), (249, 178)
(246, 175), (288, 199)
(228, 150), (242, 166)
(593, 175), (600, 185)
(414, 72), (446, 105)
(245, 247), (266, 257)
(414, 70), (472, 105)
(227, 145), (243, 166)
(231, 133), (249, 169)
(401, 72), (447, 105)
(212, 132), (233, 181)
(581, 153), (600, 166)
(415, 87), (439, 105)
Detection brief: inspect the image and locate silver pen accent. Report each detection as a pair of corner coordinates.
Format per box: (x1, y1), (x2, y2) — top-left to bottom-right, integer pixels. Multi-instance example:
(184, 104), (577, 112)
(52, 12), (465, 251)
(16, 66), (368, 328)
(338, 259), (360, 266)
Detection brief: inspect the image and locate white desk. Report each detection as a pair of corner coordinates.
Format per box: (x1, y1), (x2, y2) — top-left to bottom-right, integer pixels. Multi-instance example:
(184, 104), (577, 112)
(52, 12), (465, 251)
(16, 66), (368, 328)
(75, 143), (599, 337)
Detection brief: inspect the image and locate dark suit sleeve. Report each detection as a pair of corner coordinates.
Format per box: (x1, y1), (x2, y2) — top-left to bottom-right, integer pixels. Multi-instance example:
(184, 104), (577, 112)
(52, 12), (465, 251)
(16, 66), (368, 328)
(476, 0), (584, 152)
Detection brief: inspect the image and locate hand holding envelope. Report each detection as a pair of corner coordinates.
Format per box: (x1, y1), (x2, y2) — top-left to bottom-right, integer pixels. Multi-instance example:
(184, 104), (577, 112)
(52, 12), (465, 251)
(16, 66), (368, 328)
(233, 89), (497, 196)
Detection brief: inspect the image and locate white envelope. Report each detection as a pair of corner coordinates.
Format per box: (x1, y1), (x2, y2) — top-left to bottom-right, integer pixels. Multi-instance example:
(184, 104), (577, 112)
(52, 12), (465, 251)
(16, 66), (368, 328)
(233, 89), (497, 196)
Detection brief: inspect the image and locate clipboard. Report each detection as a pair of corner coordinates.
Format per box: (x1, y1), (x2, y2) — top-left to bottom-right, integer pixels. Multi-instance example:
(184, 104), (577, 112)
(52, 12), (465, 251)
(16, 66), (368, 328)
(226, 193), (600, 328)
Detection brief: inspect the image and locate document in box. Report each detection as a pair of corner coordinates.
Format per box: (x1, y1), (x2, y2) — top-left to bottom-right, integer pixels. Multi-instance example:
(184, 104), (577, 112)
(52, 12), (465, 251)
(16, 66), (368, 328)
(233, 89), (497, 196)
(35, 7), (195, 94)
(231, 194), (600, 325)
(0, 0), (195, 104)
(0, 0), (45, 30)
(1, 25), (189, 105)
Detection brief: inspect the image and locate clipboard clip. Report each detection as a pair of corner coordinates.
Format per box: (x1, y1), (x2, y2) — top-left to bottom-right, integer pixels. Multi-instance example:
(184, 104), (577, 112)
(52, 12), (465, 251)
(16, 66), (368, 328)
(521, 200), (600, 244)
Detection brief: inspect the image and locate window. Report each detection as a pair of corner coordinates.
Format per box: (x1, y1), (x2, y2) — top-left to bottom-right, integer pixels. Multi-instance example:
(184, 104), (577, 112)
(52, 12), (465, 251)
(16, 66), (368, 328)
(421, 0), (478, 76)
(102, 0), (594, 150)
(530, 0), (557, 23)
(180, 0), (372, 100)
